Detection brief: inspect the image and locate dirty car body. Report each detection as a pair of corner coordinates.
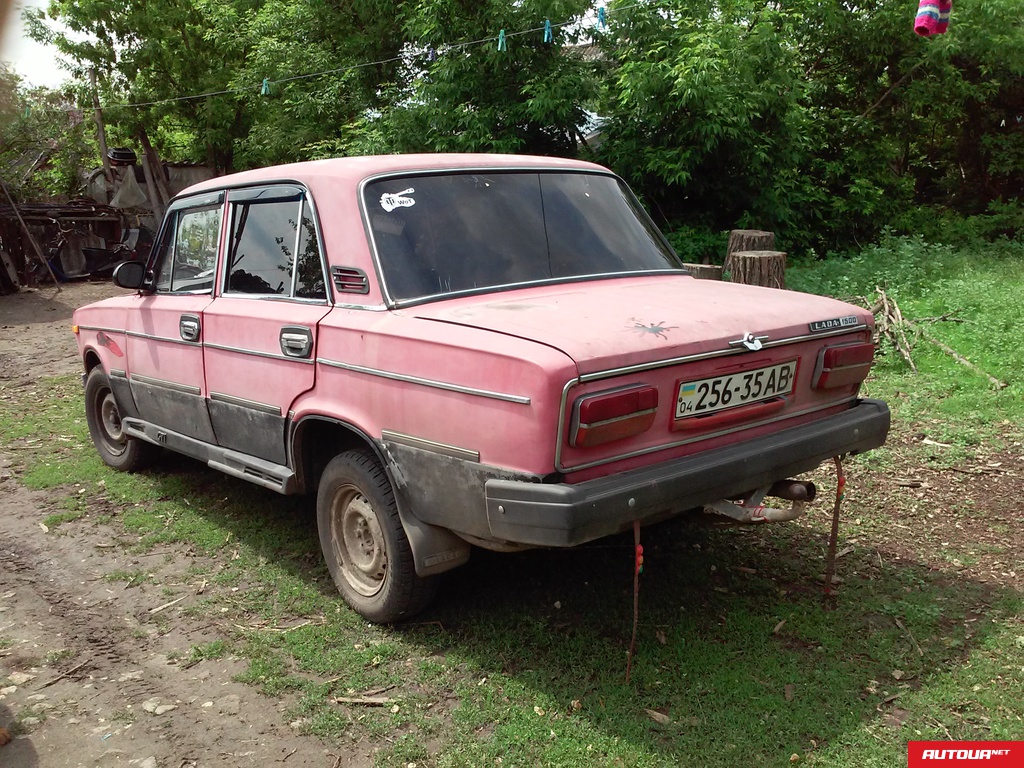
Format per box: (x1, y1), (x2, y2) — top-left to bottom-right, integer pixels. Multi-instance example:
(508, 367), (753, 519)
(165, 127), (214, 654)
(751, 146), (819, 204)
(73, 154), (890, 621)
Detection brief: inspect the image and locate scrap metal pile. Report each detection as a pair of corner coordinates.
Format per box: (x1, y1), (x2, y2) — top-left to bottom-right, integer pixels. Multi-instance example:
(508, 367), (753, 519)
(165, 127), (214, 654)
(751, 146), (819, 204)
(0, 200), (138, 294)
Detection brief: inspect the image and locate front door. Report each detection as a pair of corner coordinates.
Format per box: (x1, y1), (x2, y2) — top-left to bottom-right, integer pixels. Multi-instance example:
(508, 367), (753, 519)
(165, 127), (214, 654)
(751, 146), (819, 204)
(125, 195), (223, 444)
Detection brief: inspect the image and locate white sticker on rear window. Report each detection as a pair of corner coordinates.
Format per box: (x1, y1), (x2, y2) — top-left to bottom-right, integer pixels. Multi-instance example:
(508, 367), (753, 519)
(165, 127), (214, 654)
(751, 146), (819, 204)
(380, 188), (415, 212)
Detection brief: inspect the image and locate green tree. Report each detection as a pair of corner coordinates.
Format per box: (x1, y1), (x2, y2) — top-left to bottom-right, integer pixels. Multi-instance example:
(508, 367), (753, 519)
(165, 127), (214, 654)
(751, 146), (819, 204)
(229, 0), (407, 166)
(0, 65), (96, 199)
(595, 0), (1023, 252)
(372, 0), (597, 156)
(26, 0), (259, 171)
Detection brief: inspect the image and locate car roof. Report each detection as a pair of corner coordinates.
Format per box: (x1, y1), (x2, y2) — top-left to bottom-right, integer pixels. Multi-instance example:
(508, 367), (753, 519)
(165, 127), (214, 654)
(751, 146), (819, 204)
(181, 154), (610, 197)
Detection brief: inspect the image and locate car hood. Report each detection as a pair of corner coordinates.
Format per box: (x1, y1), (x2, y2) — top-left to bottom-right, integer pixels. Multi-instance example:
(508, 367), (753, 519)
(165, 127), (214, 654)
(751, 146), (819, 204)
(412, 274), (871, 375)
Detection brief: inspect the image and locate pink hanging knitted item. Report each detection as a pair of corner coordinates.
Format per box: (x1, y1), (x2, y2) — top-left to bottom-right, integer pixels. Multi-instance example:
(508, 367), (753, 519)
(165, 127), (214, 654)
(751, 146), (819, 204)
(914, 0), (952, 36)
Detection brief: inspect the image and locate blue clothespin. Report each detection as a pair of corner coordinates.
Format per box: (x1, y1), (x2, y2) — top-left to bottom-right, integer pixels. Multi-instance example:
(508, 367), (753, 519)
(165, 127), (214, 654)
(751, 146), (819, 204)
(261, 78), (271, 96)
(497, 29), (507, 52)
(597, 6), (607, 29)
(23, 105), (31, 118)
(427, 47), (437, 62)
(544, 19), (553, 43)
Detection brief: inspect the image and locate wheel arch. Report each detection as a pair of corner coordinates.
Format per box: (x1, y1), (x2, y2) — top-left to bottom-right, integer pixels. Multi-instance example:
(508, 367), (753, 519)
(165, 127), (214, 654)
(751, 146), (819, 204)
(289, 415), (382, 496)
(83, 347), (103, 373)
(290, 415), (470, 577)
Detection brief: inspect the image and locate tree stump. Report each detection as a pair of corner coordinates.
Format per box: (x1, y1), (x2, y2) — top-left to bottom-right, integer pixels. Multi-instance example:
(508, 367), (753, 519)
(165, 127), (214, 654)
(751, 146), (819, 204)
(681, 263), (723, 280)
(727, 250), (787, 289)
(725, 229), (775, 259)
(724, 231), (778, 288)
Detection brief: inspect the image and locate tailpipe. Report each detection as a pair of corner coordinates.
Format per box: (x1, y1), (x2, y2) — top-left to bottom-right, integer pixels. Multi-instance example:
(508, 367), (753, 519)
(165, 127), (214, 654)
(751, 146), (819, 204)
(768, 479), (817, 502)
(703, 480), (815, 525)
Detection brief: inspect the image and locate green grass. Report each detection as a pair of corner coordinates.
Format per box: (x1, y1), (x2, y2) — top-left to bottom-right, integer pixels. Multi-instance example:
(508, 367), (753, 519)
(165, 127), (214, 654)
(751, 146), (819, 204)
(790, 236), (1024, 440)
(1, 236), (1022, 766)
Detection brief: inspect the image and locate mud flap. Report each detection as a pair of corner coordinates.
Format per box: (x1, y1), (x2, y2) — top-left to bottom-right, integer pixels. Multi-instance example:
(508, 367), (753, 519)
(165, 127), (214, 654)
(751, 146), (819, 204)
(377, 440), (476, 576)
(391, 488), (471, 577)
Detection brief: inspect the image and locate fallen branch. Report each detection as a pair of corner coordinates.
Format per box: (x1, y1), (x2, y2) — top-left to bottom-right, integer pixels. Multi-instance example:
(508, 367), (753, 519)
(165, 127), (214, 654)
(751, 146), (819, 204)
(876, 287), (917, 372)
(914, 325), (1007, 390)
(149, 595), (188, 614)
(334, 695), (395, 707)
(858, 288), (1007, 389)
(36, 658), (91, 690)
(894, 617), (924, 658)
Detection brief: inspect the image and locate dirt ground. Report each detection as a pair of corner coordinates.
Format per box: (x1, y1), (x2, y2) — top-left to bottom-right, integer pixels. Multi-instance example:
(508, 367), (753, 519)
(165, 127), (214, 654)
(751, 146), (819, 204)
(0, 283), (358, 767)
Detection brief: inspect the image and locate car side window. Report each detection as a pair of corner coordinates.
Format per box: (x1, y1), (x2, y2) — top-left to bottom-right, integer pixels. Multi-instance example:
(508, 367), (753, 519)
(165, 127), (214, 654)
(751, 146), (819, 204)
(224, 192), (327, 300)
(294, 201), (326, 299)
(154, 206), (222, 294)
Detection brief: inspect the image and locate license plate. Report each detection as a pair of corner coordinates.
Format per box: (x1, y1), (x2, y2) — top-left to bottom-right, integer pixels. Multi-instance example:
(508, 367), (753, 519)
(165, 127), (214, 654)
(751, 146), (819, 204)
(675, 360), (797, 419)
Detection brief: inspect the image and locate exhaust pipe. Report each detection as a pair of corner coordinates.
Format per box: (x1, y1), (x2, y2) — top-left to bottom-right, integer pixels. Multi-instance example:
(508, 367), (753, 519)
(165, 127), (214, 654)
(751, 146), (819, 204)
(704, 479), (816, 525)
(768, 479), (817, 502)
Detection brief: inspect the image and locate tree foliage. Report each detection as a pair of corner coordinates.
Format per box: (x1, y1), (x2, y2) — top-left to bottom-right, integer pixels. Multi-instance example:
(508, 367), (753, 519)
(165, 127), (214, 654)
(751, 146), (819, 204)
(0, 65), (96, 199)
(596, 0), (1023, 250)
(19, 0), (1023, 252)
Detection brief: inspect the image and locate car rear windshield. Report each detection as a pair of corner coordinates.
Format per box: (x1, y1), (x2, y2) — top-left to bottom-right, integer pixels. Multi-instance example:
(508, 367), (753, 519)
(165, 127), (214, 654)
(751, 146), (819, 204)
(364, 171), (682, 302)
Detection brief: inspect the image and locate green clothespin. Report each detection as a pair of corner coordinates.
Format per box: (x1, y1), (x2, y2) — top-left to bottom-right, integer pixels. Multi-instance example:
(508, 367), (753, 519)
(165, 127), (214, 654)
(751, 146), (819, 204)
(497, 29), (507, 52)
(544, 20), (553, 43)
(261, 78), (271, 96)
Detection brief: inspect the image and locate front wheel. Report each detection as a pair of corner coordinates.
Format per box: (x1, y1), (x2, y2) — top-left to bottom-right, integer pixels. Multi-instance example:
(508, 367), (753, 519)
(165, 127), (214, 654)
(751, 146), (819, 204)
(84, 367), (155, 472)
(316, 450), (437, 622)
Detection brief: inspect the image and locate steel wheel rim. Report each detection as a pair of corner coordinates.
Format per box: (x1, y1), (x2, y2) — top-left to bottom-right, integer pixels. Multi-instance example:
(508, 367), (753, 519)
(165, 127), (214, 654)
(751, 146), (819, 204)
(98, 391), (126, 456)
(330, 484), (387, 597)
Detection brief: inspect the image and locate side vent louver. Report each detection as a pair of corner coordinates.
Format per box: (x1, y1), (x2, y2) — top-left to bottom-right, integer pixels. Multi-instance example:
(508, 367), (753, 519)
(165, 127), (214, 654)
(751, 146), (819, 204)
(332, 266), (370, 295)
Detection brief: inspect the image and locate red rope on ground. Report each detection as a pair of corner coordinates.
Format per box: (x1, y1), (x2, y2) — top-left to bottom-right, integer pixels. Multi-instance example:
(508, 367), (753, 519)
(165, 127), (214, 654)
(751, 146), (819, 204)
(823, 455), (846, 609)
(625, 519), (643, 683)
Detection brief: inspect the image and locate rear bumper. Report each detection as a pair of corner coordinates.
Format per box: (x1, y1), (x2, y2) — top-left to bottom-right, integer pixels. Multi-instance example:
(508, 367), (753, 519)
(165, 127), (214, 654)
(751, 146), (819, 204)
(484, 398), (890, 546)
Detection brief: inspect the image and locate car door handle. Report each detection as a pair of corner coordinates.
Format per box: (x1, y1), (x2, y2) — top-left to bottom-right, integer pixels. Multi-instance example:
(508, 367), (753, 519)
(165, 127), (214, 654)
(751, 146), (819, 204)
(280, 326), (313, 359)
(179, 314), (201, 342)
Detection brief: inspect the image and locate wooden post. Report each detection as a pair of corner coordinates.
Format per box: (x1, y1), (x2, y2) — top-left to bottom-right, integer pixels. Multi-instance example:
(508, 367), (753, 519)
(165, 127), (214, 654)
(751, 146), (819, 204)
(139, 129), (173, 206)
(727, 250), (787, 289)
(90, 69), (114, 188)
(725, 229), (775, 258)
(138, 148), (165, 221)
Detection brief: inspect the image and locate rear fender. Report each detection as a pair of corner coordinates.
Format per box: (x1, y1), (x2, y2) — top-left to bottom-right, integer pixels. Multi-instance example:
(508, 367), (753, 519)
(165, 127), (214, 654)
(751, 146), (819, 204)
(290, 416), (470, 577)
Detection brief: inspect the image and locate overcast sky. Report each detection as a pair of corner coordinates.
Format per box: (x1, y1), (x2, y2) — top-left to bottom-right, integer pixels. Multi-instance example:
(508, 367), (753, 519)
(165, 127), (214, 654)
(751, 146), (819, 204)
(1, 0), (72, 87)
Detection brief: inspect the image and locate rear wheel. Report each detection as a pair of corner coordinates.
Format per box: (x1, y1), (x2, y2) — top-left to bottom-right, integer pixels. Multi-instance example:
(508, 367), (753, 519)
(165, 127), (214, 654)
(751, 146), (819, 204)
(84, 367), (155, 471)
(316, 449), (437, 622)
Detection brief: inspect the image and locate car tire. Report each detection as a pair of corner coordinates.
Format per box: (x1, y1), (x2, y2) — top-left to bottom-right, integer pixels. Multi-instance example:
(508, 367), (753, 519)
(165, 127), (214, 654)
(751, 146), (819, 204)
(316, 449), (437, 623)
(84, 367), (155, 472)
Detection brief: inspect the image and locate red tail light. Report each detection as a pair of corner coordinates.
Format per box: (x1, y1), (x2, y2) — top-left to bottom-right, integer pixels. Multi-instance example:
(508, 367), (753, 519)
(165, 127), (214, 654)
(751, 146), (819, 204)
(813, 342), (875, 389)
(570, 385), (658, 447)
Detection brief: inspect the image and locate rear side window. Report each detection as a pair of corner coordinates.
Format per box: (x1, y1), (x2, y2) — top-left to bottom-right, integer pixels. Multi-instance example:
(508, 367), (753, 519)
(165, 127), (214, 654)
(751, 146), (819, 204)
(153, 206), (222, 294)
(224, 187), (326, 300)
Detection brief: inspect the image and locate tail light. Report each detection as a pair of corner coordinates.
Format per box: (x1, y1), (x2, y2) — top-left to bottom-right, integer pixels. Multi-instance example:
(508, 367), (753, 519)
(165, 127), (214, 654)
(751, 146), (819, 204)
(812, 342), (875, 389)
(570, 385), (658, 447)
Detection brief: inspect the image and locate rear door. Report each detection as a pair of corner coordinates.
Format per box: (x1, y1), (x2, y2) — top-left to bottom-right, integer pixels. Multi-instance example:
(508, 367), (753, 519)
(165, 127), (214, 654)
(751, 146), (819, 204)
(201, 185), (331, 465)
(125, 193), (223, 443)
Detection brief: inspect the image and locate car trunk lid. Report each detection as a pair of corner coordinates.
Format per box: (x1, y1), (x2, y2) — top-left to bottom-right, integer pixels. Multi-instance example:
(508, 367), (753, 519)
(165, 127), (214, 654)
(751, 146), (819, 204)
(413, 274), (870, 374)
